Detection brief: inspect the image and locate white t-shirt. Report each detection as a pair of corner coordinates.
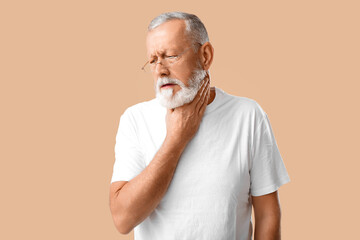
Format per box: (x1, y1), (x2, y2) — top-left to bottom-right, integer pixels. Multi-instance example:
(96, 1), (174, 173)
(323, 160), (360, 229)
(111, 87), (290, 240)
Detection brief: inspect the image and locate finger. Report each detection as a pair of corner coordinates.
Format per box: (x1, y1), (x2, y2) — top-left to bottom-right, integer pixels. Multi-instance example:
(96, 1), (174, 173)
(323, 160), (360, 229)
(190, 77), (208, 107)
(198, 87), (209, 116)
(192, 77), (209, 110)
(196, 83), (209, 115)
(199, 85), (210, 116)
(195, 78), (210, 111)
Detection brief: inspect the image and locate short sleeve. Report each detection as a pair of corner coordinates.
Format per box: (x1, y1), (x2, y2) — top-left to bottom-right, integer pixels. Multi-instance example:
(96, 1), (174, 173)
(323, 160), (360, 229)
(250, 113), (290, 196)
(110, 108), (145, 183)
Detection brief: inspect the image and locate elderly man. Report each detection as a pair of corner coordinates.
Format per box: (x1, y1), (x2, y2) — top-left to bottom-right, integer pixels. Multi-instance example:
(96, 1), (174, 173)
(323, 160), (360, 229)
(109, 12), (290, 240)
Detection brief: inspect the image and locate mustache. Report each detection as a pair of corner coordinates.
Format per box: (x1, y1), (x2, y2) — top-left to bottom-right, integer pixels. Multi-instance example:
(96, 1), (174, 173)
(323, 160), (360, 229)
(156, 77), (185, 89)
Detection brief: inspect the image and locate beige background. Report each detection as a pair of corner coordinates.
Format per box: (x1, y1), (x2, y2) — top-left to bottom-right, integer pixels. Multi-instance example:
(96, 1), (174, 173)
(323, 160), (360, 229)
(1, 0), (359, 239)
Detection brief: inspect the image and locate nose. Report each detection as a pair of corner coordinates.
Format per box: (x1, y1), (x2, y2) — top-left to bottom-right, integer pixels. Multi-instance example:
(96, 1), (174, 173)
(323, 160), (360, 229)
(154, 60), (170, 78)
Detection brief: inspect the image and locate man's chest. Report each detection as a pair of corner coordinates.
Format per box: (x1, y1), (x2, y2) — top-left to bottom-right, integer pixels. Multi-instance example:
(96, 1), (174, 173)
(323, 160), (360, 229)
(138, 113), (253, 205)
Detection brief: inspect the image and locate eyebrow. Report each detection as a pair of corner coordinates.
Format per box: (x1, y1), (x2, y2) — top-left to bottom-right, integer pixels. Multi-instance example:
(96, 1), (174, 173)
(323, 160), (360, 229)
(149, 48), (177, 58)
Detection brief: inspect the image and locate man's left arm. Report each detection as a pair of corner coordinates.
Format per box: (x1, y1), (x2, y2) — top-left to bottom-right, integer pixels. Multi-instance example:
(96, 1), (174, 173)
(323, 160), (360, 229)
(252, 190), (282, 240)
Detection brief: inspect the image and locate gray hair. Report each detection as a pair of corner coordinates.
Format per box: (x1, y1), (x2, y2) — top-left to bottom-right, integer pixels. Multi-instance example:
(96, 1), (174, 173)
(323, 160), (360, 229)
(148, 12), (209, 51)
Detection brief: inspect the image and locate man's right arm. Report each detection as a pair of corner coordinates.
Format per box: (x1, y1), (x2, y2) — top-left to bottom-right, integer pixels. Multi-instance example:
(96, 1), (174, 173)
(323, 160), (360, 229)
(109, 77), (210, 234)
(109, 136), (187, 234)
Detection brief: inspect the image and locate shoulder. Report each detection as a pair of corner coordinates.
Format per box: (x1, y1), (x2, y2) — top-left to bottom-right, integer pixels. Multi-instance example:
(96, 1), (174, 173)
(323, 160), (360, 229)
(123, 98), (160, 116)
(218, 88), (267, 119)
(119, 98), (164, 126)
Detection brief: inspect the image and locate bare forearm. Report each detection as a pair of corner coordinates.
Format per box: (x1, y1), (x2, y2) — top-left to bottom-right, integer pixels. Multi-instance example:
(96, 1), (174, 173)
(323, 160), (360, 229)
(254, 215), (281, 240)
(113, 136), (187, 233)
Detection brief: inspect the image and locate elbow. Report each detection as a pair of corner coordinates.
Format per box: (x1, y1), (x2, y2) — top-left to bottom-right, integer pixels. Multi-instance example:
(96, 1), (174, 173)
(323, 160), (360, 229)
(113, 214), (134, 235)
(109, 186), (136, 234)
(116, 221), (133, 235)
(110, 201), (135, 235)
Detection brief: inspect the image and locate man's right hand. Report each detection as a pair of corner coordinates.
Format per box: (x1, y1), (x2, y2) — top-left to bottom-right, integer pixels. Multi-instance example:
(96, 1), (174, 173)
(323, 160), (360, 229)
(165, 76), (210, 146)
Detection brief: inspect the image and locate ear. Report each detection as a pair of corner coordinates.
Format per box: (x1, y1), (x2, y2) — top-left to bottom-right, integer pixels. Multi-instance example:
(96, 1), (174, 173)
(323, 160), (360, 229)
(199, 42), (214, 71)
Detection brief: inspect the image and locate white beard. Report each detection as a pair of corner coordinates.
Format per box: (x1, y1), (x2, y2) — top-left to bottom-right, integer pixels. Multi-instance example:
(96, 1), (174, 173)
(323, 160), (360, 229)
(155, 69), (208, 109)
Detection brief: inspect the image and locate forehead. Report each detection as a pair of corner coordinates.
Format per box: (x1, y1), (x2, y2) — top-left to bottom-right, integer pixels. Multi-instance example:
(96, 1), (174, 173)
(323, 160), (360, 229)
(146, 19), (190, 56)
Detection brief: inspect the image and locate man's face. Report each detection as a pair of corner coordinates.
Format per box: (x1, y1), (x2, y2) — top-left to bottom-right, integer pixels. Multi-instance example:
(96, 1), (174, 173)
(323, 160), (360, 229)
(146, 19), (207, 109)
